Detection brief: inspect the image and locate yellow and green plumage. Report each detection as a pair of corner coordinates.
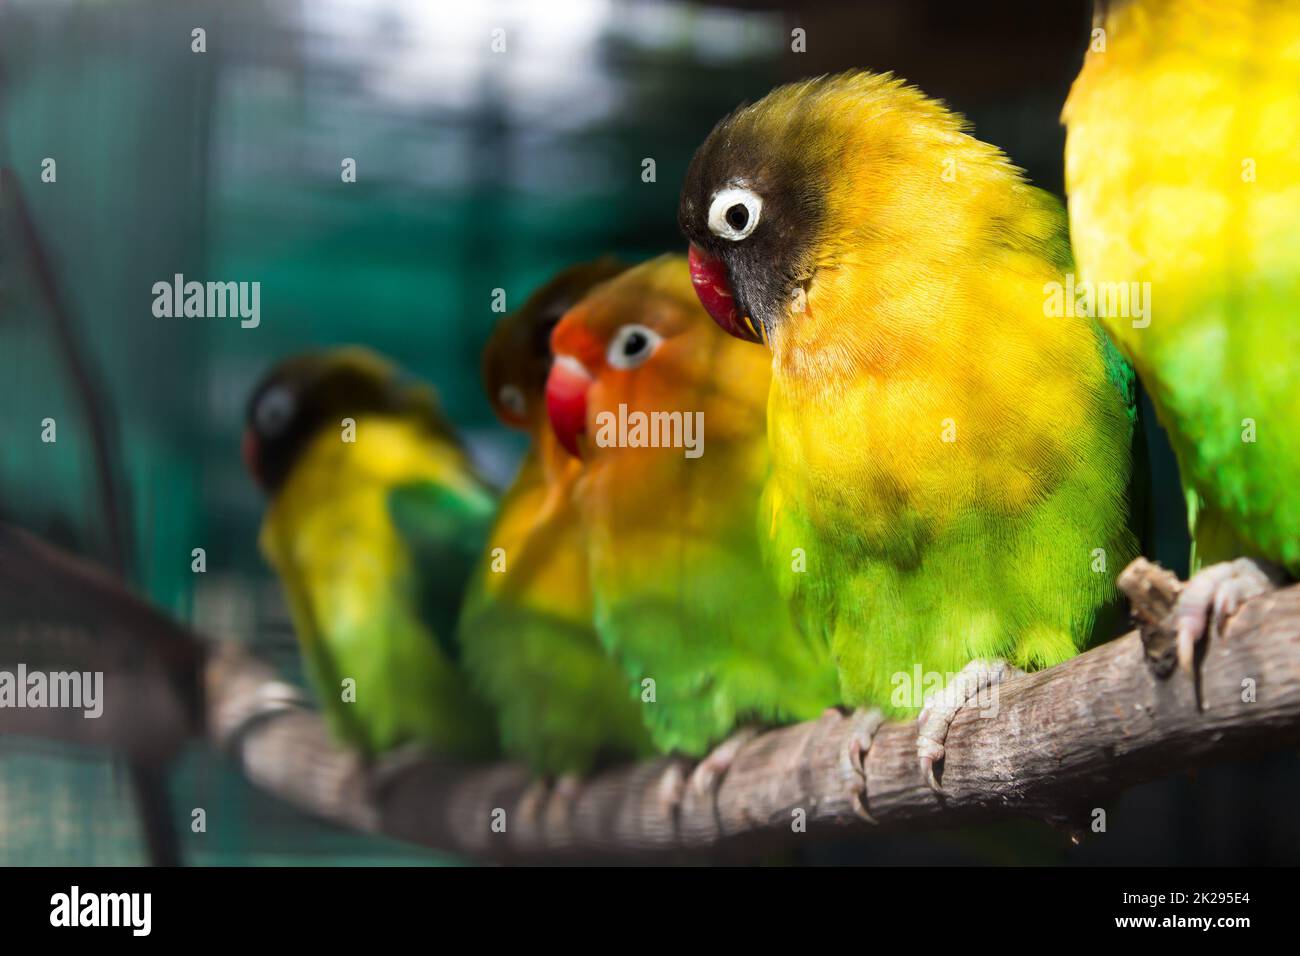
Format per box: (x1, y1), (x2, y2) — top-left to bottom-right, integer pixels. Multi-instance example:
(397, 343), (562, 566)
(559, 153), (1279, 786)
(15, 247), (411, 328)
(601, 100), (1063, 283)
(1064, 0), (1300, 575)
(678, 73), (1140, 716)
(247, 348), (498, 759)
(546, 255), (840, 755)
(458, 261), (655, 774)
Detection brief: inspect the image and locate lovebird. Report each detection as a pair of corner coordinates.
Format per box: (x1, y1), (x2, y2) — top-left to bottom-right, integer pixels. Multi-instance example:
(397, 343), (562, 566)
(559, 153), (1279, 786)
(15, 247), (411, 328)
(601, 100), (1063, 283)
(1064, 0), (1298, 668)
(545, 254), (841, 779)
(244, 347), (498, 759)
(458, 259), (656, 775)
(678, 72), (1140, 787)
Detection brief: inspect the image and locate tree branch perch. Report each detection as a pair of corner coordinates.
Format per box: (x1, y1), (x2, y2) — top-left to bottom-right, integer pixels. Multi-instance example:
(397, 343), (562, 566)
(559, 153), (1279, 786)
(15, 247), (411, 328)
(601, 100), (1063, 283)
(3, 524), (1299, 863)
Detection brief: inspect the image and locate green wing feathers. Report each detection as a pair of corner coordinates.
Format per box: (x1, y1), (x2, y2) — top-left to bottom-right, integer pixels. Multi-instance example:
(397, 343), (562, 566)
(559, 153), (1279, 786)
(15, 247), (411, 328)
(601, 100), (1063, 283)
(388, 476), (497, 662)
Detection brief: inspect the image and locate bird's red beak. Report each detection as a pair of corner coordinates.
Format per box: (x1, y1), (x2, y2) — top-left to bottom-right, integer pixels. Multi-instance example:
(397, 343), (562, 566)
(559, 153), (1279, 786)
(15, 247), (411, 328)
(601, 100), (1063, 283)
(688, 243), (762, 344)
(545, 355), (593, 458)
(241, 429), (264, 488)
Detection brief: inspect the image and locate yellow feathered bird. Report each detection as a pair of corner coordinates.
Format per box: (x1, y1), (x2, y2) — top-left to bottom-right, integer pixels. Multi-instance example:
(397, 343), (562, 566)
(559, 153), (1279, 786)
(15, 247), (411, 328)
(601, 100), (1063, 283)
(679, 72), (1141, 787)
(545, 254), (841, 780)
(1064, 0), (1298, 668)
(458, 260), (656, 774)
(245, 348), (498, 758)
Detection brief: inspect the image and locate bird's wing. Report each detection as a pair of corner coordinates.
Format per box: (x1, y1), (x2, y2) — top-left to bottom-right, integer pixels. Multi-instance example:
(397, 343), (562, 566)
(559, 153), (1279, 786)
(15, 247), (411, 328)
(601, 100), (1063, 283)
(387, 476), (497, 663)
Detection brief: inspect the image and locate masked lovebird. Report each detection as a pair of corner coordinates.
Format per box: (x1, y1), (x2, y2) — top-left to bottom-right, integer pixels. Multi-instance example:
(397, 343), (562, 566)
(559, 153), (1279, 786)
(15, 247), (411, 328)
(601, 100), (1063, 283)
(244, 347), (498, 759)
(1064, 0), (1297, 669)
(545, 254), (841, 777)
(458, 259), (656, 775)
(678, 72), (1140, 787)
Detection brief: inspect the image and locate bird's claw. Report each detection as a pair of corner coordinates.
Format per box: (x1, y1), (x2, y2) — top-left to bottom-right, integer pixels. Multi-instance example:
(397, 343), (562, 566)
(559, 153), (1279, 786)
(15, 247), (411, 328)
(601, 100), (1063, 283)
(655, 760), (688, 821)
(916, 658), (1021, 792)
(842, 708), (885, 823)
(686, 726), (760, 800)
(1172, 557), (1281, 674)
(517, 776), (554, 829)
(657, 729), (759, 828)
(916, 736), (944, 792)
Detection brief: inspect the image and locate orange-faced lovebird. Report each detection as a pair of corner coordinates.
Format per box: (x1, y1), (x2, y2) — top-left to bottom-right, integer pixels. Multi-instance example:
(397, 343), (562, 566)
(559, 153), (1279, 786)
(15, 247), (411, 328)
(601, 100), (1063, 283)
(1064, 0), (1297, 670)
(545, 254), (840, 786)
(678, 72), (1140, 788)
(458, 259), (656, 775)
(245, 348), (498, 759)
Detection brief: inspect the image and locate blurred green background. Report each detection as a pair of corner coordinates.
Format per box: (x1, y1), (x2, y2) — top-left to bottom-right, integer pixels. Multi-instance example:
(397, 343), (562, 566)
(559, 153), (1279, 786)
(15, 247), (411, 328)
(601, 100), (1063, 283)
(0, 0), (1291, 865)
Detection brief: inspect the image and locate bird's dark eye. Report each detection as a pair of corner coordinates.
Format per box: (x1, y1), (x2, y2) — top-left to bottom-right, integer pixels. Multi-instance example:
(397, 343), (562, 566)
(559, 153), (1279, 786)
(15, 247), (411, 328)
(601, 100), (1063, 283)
(622, 330), (648, 357)
(254, 384), (296, 438)
(707, 186), (762, 241)
(498, 384), (527, 419)
(607, 323), (661, 370)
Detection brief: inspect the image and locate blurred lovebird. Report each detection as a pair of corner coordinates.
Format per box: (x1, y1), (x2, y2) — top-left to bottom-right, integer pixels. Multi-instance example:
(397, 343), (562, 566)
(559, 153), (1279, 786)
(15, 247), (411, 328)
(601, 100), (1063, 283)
(545, 254), (841, 786)
(1064, 0), (1298, 669)
(678, 72), (1140, 787)
(244, 348), (498, 758)
(458, 259), (655, 775)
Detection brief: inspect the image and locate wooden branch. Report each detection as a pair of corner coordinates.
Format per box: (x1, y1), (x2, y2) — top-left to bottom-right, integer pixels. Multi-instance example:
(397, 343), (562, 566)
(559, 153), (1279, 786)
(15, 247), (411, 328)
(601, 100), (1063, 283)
(4, 523), (1300, 863)
(0, 526), (205, 764)
(206, 559), (1300, 862)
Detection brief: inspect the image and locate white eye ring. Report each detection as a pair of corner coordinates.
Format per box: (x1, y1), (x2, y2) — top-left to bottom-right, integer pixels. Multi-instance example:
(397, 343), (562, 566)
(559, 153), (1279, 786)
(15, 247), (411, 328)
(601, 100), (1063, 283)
(707, 186), (762, 241)
(607, 324), (661, 371)
(255, 384), (295, 437)
(498, 384), (527, 418)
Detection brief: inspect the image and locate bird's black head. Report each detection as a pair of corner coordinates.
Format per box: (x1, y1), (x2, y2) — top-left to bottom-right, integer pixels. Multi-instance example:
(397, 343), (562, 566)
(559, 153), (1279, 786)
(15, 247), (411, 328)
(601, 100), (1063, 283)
(243, 347), (449, 497)
(682, 72), (1031, 358)
(482, 257), (627, 431)
(677, 84), (829, 345)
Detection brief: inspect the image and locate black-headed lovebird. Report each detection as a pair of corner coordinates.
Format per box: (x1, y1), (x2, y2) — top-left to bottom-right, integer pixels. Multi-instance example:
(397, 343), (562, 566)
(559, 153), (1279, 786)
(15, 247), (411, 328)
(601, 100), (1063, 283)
(545, 254), (840, 781)
(458, 259), (656, 774)
(678, 73), (1140, 787)
(1064, 0), (1298, 669)
(244, 347), (497, 758)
